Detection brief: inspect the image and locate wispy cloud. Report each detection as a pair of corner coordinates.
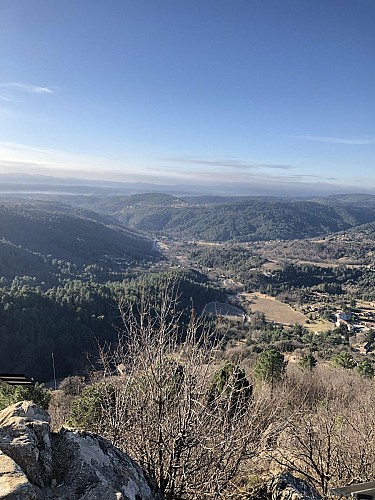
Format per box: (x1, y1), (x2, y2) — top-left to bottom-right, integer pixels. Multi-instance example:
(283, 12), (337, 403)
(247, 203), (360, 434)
(149, 163), (344, 188)
(298, 135), (375, 145)
(0, 142), (112, 172)
(0, 93), (20, 103)
(0, 141), (141, 182)
(163, 156), (293, 170)
(0, 82), (53, 95)
(146, 168), (371, 196)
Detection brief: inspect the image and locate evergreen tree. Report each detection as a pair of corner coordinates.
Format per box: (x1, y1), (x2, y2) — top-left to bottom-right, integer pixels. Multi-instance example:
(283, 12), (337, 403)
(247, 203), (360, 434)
(253, 348), (286, 386)
(331, 352), (356, 370)
(209, 363), (252, 417)
(299, 353), (317, 371)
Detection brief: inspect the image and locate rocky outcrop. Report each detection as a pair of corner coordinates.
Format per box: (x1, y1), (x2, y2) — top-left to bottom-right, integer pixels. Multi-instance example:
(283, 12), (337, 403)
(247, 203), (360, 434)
(48, 428), (161, 499)
(0, 401), (162, 500)
(0, 401), (52, 491)
(267, 473), (322, 499)
(247, 472), (322, 500)
(0, 450), (36, 500)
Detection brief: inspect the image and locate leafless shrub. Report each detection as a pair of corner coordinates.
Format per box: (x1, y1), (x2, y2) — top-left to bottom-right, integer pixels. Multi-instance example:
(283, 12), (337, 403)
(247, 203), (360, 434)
(62, 285), (375, 498)
(269, 364), (375, 496)
(69, 287), (284, 499)
(49, 390), (76, 431)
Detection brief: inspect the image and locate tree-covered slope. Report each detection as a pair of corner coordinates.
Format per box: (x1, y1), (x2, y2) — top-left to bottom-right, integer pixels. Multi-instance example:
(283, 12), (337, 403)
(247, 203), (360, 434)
(0, 202), (153, 265)
(47, 193), (375, 242)
(112, 198), (375, 241)
(0, 269), (223, 381)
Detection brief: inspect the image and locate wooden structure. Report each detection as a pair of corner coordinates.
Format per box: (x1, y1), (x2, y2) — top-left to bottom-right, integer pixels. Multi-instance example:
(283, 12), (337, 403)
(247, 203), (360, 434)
(331, 481), (375, 499)
(0, 374), (34, 387)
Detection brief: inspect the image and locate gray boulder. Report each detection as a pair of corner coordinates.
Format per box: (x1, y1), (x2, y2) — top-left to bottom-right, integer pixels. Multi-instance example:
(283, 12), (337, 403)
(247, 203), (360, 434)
(0, 401), (52, 489)
(0, 401), (162, 500)
(247, 472), (322, 500)
(268, 473), (322, 499)
(0, 450), (37, 499)
(45, 428), (161, 499)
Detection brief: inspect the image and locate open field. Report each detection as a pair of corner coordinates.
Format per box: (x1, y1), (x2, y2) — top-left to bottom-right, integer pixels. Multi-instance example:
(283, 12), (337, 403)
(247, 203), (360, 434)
(195, 241), (222, 246)
(204, 302), (245, 320)
(304, 318), (333, 333)
(296, 259), (364, 269)
(241, 292), (307, 325)
(261, 260), (280, 271)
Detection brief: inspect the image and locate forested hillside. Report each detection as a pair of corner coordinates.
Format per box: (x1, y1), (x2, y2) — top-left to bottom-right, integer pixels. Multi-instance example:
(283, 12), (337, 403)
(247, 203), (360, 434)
(0, 202), (154, 284)
(0, 269), (223, 381)
(0, 201), (154, 379)
(0, 202), (153, 261)
(58, 193), (375, 242)
(3, 194), (375, 381)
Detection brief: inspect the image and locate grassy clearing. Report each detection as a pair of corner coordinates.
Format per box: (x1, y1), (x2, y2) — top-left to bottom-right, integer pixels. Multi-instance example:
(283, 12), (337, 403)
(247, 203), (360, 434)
(304, 318), (333, 333)
(241, 292), (307, 326)
(261, 260), (280, 271)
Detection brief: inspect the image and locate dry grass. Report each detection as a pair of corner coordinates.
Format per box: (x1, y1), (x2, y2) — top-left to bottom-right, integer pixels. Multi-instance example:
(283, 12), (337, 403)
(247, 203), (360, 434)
(241, 292), (307, 325)
(304, 318), (332, 333)
(261, 260), (280, 271)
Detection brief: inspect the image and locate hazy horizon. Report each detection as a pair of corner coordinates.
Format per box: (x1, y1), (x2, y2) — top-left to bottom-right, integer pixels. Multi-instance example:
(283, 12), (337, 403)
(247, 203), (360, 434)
(1, 171), (374, 198)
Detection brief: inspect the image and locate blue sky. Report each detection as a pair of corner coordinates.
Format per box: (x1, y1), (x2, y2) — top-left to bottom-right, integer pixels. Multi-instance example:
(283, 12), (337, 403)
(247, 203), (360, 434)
(0, 0), (374, 195)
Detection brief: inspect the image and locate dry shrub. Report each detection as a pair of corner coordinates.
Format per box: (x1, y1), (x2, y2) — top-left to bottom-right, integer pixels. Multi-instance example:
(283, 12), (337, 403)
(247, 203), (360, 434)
(53, 286), (375, 498)
(68, 289), (283, 499)
(49, 390), (76, 431)
(268, 363), (375, 496)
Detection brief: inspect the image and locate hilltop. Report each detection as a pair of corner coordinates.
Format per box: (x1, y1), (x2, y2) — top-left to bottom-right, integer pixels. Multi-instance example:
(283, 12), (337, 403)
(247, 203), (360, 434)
(0, 201), (154, 284)
(54, 193), (375, 242)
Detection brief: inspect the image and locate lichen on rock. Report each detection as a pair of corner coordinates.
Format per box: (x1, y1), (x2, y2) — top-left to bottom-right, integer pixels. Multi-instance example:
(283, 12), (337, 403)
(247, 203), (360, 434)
(246, 472), (322, 500)
(0, 401), (162, 500)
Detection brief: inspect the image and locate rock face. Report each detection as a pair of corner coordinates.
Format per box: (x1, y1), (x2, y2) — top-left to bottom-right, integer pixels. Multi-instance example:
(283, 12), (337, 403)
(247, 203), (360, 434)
(268, 473), (322, 500)
(0, 401), (52, 491)
(247, 472), (322, 500)
(0, 401), (162, 500)
(0, 450), (36, 500)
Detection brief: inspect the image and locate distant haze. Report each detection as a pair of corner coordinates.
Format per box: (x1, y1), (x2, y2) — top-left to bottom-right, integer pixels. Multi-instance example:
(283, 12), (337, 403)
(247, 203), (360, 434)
(0, 173), (372, 198)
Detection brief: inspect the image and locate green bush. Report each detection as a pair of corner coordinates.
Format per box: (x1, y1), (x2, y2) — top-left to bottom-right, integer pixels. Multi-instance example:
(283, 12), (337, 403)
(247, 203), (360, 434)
(299, 353), (317, 371)
(331, 352), (356, 370)
(356, 360), (374, 378)
(67, 383), (116, 433)
(208, 363), (252, 417)
(0, 382), (51, 411)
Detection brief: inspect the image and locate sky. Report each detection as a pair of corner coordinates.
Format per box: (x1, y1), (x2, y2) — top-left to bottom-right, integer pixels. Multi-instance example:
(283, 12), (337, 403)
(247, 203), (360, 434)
(0, 0), (374, 196)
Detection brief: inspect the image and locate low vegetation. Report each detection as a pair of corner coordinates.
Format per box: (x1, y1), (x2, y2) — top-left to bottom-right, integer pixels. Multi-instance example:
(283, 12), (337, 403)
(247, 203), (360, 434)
(0, 382), (50, 411)
(65, 294), (278, 499)
(44, 291), (375, 499)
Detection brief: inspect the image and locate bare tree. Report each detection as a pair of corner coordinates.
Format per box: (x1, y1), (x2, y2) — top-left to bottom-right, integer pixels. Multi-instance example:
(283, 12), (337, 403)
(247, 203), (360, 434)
(269, 365), (375, 497)
(69, 286), (281, 499)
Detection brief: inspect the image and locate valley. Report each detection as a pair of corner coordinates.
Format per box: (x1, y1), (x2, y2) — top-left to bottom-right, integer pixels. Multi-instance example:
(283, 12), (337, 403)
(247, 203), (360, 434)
(2, 192), (375, 498)
(1, 193), (375, 381)
(2, 4), (373, 497)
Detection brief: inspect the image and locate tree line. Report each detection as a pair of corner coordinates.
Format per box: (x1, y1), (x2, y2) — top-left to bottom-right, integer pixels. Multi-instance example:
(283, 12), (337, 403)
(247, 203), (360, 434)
(0, 269), (224, 381)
